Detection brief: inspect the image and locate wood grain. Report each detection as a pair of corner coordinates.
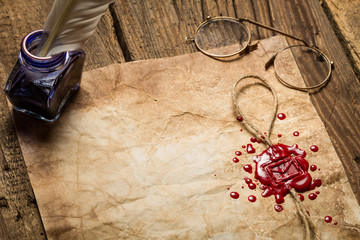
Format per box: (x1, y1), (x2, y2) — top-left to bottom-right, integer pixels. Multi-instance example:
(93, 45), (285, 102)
(0, 0), (123, 239)
(0, 0), (359, 238)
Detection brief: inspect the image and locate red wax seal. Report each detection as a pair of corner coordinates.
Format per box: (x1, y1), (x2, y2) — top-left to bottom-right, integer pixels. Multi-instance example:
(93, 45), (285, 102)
(253, 143), (312, 204)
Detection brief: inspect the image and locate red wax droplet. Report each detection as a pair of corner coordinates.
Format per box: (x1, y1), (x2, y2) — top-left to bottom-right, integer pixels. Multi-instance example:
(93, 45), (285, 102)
(298, 194), (305, 202)
(242, 145), (246, 148)
(310, 178), (322, 190)
(246, 144), (256, 154)
(277, 113), (286, 120)
(230, 192), (239, 199)
(240, 129), (243, 132)
(309, 193), (317, 200)
(233, 157), (239, 163)
(261, 135), (265, 139)
(248, 195), (257, 202)
(250, 137), (257, 143)
(227, 187), (230, 190)
(274, 204), (283, 212)
(310, 165), (317, 171)
(237, 116), (243, 122)
(310, 145), (319, 152)
(235, 151), (242, 156)
(278, 134), (282, 138)
(334, 222), (338, 225)
(306, 210), (311, 216)
(293, 131), (299, 136)
(324, 216), (333, 223)
(244, 177), (252, 184)
(316, 191), (320, 194)
(241, 186), (244, 189)
(248, 183), (256, 190)
(243, 164), (253, 174)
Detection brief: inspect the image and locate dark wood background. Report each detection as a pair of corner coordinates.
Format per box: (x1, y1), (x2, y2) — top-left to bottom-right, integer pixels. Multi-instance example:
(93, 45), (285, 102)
(0, 0), (359, 239)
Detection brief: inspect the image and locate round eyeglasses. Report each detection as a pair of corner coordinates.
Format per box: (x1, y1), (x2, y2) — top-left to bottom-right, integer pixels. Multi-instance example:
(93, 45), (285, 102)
(187, 16), (334, 91)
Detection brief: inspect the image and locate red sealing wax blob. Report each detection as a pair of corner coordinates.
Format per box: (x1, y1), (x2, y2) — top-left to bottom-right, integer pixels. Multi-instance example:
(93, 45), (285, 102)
(247, 144), (256, 154)
(293, 131), (300, 136)
(274, 204), (283, 212)
(237, 116), (243, 122)
(253, 143), (314, 204)
(235, 151), (242, 156)
(244, 177), (252, 184)
(248, 183), (256, 190)
(230, 192), (239, 199)
(250, 137), (258, 143)
(277, 113), (286, 120)
(248, 195), (257, 202)
(298, 194), (305, 202)
(324, 216), (333, 223)
(310, 145), (319, 152)
(243, 164), (253, 174)
(310, 165), (317, 171)
(233, 157), (239, 163)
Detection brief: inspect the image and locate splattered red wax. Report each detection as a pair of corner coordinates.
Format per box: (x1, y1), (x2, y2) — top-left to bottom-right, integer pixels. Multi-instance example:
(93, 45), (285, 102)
(235, 151), (242, 156)
(242, 145), (246, 148)
(278, 134), (282, 138)
(298, 194), (305, 201)
(248, 195), (257, 202)
(230, 192), (239, 199)
(237, 116), (243, 122)
(334, 222), (338, 225)
(243, 164), (253, 174)
(274, 204), (283, 212)
(250, 137), (258, 143)
(310, 145), (319, 152)
(315, 191), (320, 194)
(233, 157), (239, 163)
(244, 177), (252, 184)
(324, 216), (333, 223)
(253, 143), (313, 204)
(309, 193), (317, 200)
(277, 113), (286, 120)
(293, 131), (299, 136)
(309, 178), (322, 190)
(248, 183), (256, 190)
(310, 165), (317, 171)
(246, 144), (256, 154)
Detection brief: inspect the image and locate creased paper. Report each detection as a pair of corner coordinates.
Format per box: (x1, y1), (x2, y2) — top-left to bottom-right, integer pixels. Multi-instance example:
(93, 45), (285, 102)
(13, 36), (360, 239)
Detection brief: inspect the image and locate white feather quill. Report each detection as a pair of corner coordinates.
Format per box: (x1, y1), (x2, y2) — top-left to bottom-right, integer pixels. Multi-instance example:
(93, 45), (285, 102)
(38, 0), (114, 57)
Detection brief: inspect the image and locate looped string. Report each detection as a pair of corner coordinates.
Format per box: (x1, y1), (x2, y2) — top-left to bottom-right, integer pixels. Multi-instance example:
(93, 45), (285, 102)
(232, 75), (277, 146)
(232, 75), (319, 240)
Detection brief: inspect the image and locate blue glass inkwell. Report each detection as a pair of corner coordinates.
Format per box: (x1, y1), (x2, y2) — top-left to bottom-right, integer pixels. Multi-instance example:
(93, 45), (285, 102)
(4, 30), (85, 121)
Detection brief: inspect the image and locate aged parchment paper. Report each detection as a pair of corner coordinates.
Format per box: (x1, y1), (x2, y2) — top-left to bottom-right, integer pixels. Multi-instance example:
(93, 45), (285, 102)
(13, 36), (360, 239)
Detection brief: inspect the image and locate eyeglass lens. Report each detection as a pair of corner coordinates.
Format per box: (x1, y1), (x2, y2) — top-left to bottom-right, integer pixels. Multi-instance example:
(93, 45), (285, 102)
(195, 18), (250, 57)
(274, 46), (331, 89)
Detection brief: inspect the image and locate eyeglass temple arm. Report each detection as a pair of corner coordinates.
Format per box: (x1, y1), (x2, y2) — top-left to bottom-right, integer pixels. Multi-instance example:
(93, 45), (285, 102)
(239, 18), (309, 69)
(239, 18), (309, 46)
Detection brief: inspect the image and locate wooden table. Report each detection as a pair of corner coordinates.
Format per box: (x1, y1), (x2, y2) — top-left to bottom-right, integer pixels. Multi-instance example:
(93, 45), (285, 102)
(0, 0), (359, 238)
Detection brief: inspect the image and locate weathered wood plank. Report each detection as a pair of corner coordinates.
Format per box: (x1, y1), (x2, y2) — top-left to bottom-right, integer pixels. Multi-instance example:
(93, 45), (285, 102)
(0, 0), (124, 239)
